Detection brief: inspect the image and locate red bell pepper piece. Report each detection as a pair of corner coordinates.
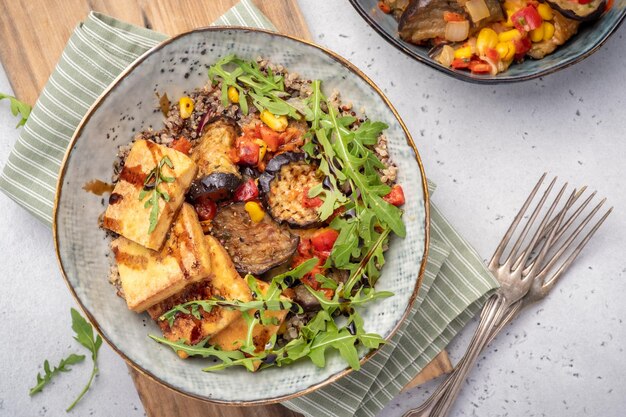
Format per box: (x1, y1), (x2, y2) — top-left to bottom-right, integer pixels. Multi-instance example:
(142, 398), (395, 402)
(383, 184), (406, 206)
(511, 6), (543, 32)
(233, 178), (259, 202)
(451, 58), (471, 69)
(237, 141), (260, 166)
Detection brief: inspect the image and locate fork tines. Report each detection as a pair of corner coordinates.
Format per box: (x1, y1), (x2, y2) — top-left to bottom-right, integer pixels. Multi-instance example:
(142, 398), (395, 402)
(498, 174), (612, 288)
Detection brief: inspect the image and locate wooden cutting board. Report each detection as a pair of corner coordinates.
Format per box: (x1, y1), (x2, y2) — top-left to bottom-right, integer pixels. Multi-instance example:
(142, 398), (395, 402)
(0, 1), (452, 415)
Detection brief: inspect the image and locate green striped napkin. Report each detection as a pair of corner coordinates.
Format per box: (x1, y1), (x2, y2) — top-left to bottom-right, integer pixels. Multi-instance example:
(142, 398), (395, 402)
(0, 3), (499, 417)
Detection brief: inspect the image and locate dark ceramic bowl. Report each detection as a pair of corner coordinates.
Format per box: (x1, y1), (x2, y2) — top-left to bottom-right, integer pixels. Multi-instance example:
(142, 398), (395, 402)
(349, 0), (626, 83)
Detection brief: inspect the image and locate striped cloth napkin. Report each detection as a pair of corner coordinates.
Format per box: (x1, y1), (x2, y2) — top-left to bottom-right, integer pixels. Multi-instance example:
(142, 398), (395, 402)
(0, 2), (499, 417)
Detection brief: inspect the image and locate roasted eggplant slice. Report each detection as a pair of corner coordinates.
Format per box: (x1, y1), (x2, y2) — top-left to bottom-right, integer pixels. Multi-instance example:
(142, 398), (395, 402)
(190, 118), (241, 179)
(528, 11), (580, 59)
(188, 172), (242, 201)
(399, 0), (468, 44)
(258, 152), (322, 228)
(211, 203), (299, 275)
(543, 0), (605, 21)
(398, 0), (503, 45)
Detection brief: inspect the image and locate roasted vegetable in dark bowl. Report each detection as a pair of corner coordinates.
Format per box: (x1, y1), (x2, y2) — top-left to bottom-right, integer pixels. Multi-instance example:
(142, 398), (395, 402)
(349, 0), (626, 82)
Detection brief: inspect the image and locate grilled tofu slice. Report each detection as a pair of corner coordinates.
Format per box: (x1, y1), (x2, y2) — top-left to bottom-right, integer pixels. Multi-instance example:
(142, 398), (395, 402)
(103, 140), (197, 250)
(147, 235), (252, 346)
(209, 279), (290, 370)
(111, 203), (211, 312)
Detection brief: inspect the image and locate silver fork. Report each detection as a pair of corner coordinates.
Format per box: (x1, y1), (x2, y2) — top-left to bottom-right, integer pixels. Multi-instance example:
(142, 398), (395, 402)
(403, 175), (612, 417)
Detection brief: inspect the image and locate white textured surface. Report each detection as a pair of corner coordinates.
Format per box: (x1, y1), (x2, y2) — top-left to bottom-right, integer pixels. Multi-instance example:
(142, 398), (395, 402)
(0, 1), (625, 416)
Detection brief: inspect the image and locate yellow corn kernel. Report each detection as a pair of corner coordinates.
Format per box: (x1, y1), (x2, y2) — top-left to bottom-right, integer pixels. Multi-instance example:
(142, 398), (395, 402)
(244, 201), (265, 223)
(542, 22), (555, 41)
(537, 3), (553, 20)
(260, 109), (288, 132)
(179, 97), (194, 119)
(227, 86), (239, 103)
(496, 41), (516, 61)
(454, 46), (473, 60)
(530, 25), (544, 42)
(477, 28), (499, 55)
(253, 139), (267, 161)
(498, 29), (522, 43)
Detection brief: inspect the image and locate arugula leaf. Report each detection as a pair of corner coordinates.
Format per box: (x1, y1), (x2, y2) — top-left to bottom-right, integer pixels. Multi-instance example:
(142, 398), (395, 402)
(67, 308), (102, 412)
(29, 354), (85, 396)
(308, 319), (359, 369)
(0, 92), (31, 127)
(138, 156), (175, 234)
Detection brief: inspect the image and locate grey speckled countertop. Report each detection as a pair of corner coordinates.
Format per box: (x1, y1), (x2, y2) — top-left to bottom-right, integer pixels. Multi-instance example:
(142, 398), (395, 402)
(1, 1), (625, 416)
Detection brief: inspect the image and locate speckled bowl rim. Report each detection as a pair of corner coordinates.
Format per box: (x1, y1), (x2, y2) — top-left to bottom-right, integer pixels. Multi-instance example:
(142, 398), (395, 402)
(52, 26), (430, 406)
(349, 0), (626, 84)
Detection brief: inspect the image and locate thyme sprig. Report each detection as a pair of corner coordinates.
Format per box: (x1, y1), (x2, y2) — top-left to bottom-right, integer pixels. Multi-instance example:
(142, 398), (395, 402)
(138, 155), (175, 233)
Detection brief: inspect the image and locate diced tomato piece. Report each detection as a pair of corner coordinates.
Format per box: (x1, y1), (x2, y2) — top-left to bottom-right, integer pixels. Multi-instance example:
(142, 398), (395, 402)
(237, 142), (260, 166)
(194, 196), (217, 221)
(469, 61), (492, 74)
(443, 11), (466, 22)
(170, 137), (192, 155)
(513, 36), (532, 59)
(259, 125), (283, 151)
(302, 187), (323, 208)
(511, 6), (543, 32)
(485, 47), (500, 62)
(297, 238), (313, 258)
(382, 184), (406, 206)
(311, 229), (339, 254)
(378, 1), (391, 13)
(451, 58), (471, 69)
(233, 178), (259, 202)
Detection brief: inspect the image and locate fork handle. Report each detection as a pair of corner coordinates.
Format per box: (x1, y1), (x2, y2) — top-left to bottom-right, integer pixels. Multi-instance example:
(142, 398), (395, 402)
(403, 294), (512, 417)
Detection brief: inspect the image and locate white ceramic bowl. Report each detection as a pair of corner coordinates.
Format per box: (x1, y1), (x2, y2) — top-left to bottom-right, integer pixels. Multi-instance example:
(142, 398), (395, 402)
(53, 27), (429, 405)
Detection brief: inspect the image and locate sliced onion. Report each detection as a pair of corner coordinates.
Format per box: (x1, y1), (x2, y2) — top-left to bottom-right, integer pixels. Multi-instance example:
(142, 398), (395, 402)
(444, 21), (470, 42)
(465, 0), (491, 22)
(437, 45), (456, 67)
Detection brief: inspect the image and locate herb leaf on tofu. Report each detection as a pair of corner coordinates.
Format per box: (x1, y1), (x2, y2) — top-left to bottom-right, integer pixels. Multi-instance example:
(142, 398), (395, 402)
(139, 155), (175, 234)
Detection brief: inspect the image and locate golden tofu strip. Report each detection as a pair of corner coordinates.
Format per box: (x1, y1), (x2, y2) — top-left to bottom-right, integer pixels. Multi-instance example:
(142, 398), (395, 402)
(147, 235), (252, 348)
(103, 140), (197, 250)
(112, 203), (211, 312)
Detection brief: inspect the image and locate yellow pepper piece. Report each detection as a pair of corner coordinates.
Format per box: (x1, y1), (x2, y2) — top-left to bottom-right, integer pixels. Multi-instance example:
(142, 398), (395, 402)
(245, 201), (265, 223)
(260, 109), (288, 132)
(537, 3), (553, 20)
(530, 25), (544, 43)
(496, 41), (516, 61)
(179, 97), (194, 119)
(498, 29), (522, 43)
(542, 22), (555, 41)
(253, 139), (267, 161)
(227, 86), (239, 103)
(477, 28), (499, 55)
(454, 46), (473, 60)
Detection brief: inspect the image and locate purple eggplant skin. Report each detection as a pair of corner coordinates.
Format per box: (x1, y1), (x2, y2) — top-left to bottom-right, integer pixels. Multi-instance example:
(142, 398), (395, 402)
(542, 0), (606, 21)
(258, 151), (306, 195)
(187, 172), (242, 202)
